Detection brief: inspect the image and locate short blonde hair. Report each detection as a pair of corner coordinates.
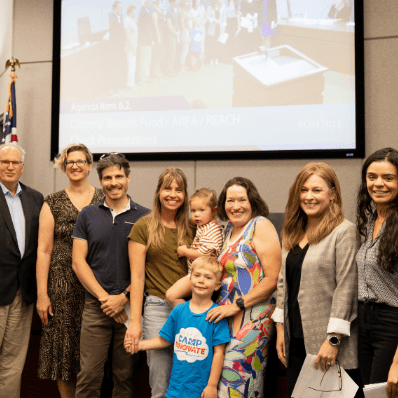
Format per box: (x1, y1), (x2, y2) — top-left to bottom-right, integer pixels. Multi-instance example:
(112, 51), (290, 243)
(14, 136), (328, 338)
(190, 257), (223, 282)
(54, 143), (93, 172)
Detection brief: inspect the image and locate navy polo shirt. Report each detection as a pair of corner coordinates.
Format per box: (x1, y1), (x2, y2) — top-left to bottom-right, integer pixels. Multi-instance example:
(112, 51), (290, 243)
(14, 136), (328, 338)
(73, 197), (150, 299)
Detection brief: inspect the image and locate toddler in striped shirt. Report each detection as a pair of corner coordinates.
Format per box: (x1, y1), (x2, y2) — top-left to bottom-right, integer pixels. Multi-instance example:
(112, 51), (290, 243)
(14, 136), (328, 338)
(166, 188), (223, 307)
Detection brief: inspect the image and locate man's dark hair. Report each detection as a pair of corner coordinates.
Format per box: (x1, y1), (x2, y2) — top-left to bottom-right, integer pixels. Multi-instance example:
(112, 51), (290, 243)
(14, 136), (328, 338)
(97, 153), (130, 179)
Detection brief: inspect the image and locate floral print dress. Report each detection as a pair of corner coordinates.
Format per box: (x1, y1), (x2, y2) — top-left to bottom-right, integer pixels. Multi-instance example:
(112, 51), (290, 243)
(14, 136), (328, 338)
(217, 216), (275, 398)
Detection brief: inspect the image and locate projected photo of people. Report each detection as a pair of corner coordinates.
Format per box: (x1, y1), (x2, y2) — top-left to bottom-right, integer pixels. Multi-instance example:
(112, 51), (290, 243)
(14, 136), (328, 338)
(61, 0), (355, 108)
(59, 0), (358, 155)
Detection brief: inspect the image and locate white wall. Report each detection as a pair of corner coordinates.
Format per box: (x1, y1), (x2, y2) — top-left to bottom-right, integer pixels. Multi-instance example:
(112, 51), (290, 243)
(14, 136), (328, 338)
(1, 0), (398, 223)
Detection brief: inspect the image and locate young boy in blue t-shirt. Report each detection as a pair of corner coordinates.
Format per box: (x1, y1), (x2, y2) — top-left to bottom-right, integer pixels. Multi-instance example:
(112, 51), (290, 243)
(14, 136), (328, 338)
(125, 257), (230, 398)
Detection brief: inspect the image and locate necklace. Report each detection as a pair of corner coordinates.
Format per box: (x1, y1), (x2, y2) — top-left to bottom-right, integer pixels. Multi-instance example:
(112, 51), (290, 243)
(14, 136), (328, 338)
(66, 186), (93, 211)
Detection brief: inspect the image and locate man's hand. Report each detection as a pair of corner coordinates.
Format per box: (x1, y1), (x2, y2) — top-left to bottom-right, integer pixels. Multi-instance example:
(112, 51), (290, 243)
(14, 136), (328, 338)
(99, 294), (128, 317)
(112, 309), (128, 324)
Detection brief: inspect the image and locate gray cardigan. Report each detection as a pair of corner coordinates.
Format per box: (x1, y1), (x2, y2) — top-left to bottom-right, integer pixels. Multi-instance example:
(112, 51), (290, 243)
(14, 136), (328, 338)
(272, 219), (359, 369)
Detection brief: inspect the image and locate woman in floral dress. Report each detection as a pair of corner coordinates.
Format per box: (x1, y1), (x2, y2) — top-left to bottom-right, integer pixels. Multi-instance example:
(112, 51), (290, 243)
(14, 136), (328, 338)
(206, 177), (281, 397)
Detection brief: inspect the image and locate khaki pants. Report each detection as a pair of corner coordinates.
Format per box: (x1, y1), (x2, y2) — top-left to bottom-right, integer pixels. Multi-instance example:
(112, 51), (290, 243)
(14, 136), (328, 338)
(0, 289), (33, 398)
(75, 298), (137, 398)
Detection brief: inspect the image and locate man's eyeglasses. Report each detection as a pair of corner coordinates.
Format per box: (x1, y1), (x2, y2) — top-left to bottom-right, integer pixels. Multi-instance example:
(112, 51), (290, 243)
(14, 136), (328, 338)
(0, 160), (22, 167)
(100, 153), (126, 160)
(308, 360), (342, 395)
(64, 160), (87, 167)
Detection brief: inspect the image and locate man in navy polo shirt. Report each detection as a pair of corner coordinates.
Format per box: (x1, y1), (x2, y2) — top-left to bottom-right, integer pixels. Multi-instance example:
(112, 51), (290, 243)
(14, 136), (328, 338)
(72, 153), (149, 398)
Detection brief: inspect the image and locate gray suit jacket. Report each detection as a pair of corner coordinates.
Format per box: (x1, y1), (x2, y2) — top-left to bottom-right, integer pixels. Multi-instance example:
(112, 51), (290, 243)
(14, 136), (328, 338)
(273, 219), (359, 369)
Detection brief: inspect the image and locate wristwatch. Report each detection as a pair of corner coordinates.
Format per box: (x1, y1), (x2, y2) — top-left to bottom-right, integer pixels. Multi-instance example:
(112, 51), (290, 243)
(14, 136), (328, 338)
(122, 290), (130, 300)
(327, 334), (341, 346)
(236, 297), (245, 311)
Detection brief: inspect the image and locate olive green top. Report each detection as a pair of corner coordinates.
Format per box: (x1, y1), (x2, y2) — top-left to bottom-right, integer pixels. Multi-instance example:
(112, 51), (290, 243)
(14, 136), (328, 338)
(129, 217), (191, 299)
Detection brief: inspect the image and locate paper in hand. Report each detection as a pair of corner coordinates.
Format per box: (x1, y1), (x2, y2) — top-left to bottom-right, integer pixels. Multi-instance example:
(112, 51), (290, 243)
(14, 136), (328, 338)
(292, 354), (358, 398)
(363, 382), (388, 398)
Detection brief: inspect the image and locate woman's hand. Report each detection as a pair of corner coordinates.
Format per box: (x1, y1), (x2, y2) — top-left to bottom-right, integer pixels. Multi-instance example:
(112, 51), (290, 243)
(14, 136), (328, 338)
(177, 245), (187, 257)
(36, 295), (54, 325)
(387, 357), (398, 397)
(206, 303), (240, 323)
(125, 322), (143, 354)
(275, 324), (286, 366)
(314, 338), (339, 372)
(36, 294), (53, 325)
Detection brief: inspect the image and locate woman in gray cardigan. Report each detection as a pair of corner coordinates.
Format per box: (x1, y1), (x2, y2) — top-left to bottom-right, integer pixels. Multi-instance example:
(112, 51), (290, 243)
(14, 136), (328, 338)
(272, 162), (364, 398)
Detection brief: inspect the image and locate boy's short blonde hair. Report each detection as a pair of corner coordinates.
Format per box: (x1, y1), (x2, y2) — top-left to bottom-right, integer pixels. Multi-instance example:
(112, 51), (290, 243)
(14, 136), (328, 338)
(190, 257), (223, 282)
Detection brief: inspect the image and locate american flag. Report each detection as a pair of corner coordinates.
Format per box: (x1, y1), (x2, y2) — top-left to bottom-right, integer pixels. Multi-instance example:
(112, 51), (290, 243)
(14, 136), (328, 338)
(1, 79), (18, 145)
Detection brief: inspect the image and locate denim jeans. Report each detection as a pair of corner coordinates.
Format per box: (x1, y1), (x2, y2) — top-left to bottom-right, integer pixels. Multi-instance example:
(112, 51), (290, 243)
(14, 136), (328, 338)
(143, 294), (173, 398)
(358, 301), (398, 384)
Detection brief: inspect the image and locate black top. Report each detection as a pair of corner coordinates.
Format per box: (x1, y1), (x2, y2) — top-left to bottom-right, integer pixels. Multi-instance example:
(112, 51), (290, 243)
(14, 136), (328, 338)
(72, 198), (150, 299)
(286, 244), (309, 339)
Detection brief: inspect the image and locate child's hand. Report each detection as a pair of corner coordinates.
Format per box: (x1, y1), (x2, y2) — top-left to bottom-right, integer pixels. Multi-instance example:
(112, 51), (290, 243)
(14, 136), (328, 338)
(201, 384), (217, 398)
(124, 337), (133, 353)
(124, 337), (141, 354)
(177, 245), (187, 257)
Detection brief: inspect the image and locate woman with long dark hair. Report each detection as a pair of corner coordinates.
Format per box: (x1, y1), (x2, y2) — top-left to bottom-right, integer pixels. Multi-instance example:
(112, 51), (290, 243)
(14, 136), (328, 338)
(357, 148), (398, 398)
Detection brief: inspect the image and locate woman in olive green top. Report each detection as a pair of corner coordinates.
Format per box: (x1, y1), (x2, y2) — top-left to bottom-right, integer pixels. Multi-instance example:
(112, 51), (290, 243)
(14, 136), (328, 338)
(125, 168), (192, 398)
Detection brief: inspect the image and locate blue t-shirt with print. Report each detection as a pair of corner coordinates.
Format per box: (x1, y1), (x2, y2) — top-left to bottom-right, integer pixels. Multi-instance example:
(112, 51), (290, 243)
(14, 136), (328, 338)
(160, 300), (230, 398)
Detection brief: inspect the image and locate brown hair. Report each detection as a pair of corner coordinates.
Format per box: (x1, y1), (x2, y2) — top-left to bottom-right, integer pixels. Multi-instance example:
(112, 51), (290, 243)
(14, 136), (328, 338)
(145, 168), (192, 248)
(96, 153), (130, 179)
(190, 257), (223, 282)
(190, 188), (218, 210)
(54, 143), (93, 172)
(217, 177), (269, 221)
(282, 162), (344, 251)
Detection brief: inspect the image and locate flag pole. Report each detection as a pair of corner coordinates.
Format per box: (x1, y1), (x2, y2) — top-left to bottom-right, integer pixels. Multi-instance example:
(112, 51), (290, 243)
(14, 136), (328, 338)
(2, 58), (20, 144)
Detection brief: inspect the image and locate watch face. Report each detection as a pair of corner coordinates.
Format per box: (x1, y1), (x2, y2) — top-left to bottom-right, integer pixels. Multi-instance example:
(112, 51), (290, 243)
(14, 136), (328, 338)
(236, 298), (245, 309)
(329, 336), (339, 345)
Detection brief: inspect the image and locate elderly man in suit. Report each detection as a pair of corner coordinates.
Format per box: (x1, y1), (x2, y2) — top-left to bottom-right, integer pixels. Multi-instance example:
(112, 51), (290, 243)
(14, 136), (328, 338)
(0, 143), (43, 398)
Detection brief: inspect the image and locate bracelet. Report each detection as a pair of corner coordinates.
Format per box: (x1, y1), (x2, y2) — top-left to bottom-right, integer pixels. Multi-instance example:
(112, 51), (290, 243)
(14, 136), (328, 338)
(275, 322), (283, 326)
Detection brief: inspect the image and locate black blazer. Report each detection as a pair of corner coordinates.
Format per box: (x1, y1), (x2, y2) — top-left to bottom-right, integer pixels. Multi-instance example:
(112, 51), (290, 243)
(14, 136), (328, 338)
(0, 182), (43, 306)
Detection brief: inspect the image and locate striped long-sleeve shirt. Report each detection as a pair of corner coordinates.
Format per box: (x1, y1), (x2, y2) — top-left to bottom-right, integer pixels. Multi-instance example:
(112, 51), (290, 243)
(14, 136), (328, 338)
(188, 221), (224, 272)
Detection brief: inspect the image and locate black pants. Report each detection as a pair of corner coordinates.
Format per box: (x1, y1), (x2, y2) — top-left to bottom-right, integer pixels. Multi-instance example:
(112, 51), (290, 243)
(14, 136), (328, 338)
(286, 336), (364, 398)
(359, 301), (398, 384)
